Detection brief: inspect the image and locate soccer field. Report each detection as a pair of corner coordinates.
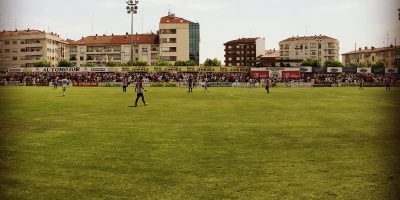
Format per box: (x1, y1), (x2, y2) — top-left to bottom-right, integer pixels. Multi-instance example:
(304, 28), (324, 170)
(0, 86), (399, 199)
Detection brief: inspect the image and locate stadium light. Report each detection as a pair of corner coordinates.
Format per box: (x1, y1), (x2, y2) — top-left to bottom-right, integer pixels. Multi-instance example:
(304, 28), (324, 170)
(126, 0), (139, 63)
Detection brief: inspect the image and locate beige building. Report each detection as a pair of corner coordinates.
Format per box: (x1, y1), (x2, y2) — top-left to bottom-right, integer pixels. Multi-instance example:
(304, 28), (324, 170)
(66, 33), (159, 66)
(342, 45), (400, 67)
(159, 13), (200, 64)
(279, 35), (339, 66)
(0, 29), (67, 68)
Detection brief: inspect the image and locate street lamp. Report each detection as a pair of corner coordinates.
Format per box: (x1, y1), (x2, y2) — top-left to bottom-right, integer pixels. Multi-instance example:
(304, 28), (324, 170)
(126, 0), (139, 63)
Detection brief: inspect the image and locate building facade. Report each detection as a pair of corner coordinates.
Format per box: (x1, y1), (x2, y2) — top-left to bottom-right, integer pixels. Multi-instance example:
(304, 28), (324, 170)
(66, 33), (159, 67)
(279, 35), (339, 67)
(224, 37), (265, 66)
(0, 29), (66, 68)
(159, 13), (200, 64)
(342, 45), (400, 68)
(256, 49), (280, 67)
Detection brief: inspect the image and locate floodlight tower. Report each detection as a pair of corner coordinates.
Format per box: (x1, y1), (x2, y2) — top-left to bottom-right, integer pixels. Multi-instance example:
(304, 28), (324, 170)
(126, 0), (139, 63)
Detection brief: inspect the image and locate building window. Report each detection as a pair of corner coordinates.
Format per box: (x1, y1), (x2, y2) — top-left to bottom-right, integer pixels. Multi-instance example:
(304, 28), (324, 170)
(12, 57), (17, 60)
(12, 41), (17, 45)
(5, 49), (10, 53)
(5, 41), (10, 45)
(142, 47), (148, 55)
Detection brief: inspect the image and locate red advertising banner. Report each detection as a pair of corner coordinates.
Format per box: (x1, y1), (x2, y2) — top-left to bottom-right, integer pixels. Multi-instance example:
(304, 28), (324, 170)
(251, 71), (269, 78)
(73, 82), (98, 87)
(282, 71), (300, 80)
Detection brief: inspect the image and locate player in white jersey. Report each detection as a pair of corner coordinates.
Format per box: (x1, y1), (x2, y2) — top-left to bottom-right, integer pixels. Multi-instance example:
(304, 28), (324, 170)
(203, 77), (209, 92)
(61, 77), (70, 96)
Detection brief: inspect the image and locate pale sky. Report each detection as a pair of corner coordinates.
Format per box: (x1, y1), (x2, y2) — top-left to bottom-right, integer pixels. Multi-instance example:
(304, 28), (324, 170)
(1, 0), (399, 63)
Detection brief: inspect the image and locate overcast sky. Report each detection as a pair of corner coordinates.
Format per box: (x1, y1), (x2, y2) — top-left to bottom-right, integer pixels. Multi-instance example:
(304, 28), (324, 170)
(1, 0), (399, 63)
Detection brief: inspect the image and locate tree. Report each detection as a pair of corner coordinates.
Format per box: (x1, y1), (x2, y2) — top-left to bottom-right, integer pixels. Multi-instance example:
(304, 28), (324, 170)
(106, 61), (118, 67)
(84, 63), (96, 67)
(370, 61), (385, 68)
(127, 60), (148, 66)
(348, 62), (365, 68)
(324, 60), (343, 68)
(204, 58), (221, 66)
(301, 58), (321, 67)
(57, 59), (74, 67)
(34, 60), (51, 67)
(174, 60), (197, 66)
(155, 60), (173, 66)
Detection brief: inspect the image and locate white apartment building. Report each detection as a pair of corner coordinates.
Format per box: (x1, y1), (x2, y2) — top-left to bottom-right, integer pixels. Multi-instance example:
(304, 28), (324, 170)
(66, 33), (159, 66)
(159, 13), (200, 64)
(0, 29), (67, 68)
(279, 35), (340, 66)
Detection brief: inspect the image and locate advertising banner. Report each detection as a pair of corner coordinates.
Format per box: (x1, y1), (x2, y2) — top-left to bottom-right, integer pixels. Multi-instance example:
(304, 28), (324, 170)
(327, 67), (343, 73)
(312, 67), (327, 73)
(251, 71), (269, 78)
(371, 67), (385, 74)
(90, 67), (109, 72)
(122, 66), (148, 72)
(7, 68), (24, 73)
(385, 68), (399, 74)
(300, 66), (313, 73)
(282, 71), (300, 79)
(343, 67), (357, 73)
(33, 67), (83, 73)
(73, 82), (98, 87)
(357, 68), (371, 73)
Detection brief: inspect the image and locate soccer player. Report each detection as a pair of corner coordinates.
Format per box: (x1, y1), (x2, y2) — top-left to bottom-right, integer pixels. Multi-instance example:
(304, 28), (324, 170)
(188, 76), (193, 93)
(134, 76), (147, 107)
(32, 77), (37, 87)
(61, 77), (69, 96)
(385, 77), (391, 91)
(359, 77), (364, 90)
(122, 77), (128, 93)
(53, 77), (58, 90)
(265, 78), (270, 94)
(203, 76), (209, 92)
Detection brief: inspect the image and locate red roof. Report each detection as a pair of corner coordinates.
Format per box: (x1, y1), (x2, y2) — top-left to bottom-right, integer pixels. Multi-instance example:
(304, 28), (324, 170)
(280, 35), (337, 42)
(160, 14), (191, 24)
(224, 38), (260, 45)
(68, 34), (159, 45)
(342, 46), (400, 55)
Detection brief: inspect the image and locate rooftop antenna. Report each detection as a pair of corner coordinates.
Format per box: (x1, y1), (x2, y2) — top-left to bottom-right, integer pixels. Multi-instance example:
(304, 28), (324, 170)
(168, 4), (171, 15)
(91, 13), (94, 35)
(14, 19), (17, 30)
(142, 8), (144, 34)
(386, 33), (389, 47)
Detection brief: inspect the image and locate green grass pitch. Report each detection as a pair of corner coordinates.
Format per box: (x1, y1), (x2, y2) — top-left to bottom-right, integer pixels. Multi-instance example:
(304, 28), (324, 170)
(0, 86), (399, 199)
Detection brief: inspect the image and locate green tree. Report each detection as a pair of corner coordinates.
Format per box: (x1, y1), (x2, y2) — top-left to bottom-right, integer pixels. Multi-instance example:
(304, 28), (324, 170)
(106, 61), (118, 67)
(370, 61), (385, 68)
(348, 62), (365, 68)
(34, 60), (51, 67)
(57, 59), (74, 67)
(301, 58), (321, 67)
(324, 60), (343, 68)
(204, 58), (221, 66)
(127, 60), (148, 66)
(84, 63), (96, 67)
(155, 60), (173, 66)
(174, 60), (197, 66)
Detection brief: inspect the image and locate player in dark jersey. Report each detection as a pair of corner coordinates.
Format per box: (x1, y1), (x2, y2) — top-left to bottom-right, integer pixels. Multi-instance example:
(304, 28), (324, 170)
(385, 77), (391, 91)
(188, 76), (193, 93)
(265, 78), (271, 94)
(134, 76), (147, 107)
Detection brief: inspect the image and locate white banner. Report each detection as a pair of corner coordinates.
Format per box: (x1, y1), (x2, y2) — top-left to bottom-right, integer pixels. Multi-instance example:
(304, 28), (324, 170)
(385, 68), (398, 74)
(327, 67), (343, 73)
(357, 68), (371, 73)
(33, 67), (84, 73)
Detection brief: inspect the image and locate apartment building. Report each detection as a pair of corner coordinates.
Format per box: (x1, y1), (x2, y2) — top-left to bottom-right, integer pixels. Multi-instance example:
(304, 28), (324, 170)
(224, 37), (265, 66)
(279, 35), (339, 66)
(0, 29), (66, 68)
(342, 45), (400, 67)
(66, 33), (159, 67)
(256, 49), (280, 67)
(159, 12), (200, 64)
